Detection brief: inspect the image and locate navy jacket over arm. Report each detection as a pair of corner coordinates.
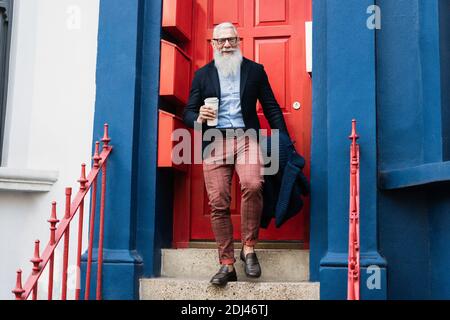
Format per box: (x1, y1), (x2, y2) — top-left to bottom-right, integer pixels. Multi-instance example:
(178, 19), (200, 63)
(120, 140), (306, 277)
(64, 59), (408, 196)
(260, 132), (310, 228)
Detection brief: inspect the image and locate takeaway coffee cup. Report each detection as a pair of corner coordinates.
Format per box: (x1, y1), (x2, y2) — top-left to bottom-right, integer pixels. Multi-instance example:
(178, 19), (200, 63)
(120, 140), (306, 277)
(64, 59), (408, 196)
(204, 97), (219, 126)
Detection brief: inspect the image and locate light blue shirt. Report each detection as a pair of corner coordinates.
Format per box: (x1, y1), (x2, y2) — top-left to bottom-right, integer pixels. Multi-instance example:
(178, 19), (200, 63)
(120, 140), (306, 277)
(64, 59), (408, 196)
(216, 68), (246, 129)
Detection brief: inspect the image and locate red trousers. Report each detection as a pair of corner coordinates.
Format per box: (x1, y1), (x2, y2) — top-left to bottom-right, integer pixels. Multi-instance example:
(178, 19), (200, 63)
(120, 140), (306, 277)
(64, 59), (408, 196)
(203, 132), (264, 265)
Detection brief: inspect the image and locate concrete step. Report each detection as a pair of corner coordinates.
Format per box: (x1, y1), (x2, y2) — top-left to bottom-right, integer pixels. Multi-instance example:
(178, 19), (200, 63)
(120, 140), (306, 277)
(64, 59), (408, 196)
(140, 278), (320, 300)
(161, 249), (310, 282)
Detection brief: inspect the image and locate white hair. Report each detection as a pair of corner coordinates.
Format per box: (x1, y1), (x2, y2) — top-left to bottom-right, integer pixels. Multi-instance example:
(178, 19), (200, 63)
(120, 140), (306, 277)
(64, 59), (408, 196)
(213, 22), (238, 38)
(212, 22), (242, 77)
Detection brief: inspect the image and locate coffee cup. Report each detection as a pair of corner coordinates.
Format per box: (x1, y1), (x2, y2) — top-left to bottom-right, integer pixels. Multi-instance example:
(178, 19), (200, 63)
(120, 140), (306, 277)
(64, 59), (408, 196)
(204, 97), (219, 126)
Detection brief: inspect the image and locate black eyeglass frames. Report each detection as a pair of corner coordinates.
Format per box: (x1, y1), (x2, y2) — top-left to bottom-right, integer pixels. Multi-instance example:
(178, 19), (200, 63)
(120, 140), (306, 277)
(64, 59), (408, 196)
(212, 37), (240, 46)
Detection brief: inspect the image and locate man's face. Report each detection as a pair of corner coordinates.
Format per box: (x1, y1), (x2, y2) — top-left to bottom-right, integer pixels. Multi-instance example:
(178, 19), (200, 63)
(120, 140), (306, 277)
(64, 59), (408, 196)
(212, 28), (240, 56)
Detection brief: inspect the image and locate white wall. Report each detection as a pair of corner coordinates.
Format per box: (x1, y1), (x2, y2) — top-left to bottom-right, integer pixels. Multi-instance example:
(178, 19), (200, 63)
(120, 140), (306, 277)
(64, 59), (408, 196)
(0, 0), (100, 299)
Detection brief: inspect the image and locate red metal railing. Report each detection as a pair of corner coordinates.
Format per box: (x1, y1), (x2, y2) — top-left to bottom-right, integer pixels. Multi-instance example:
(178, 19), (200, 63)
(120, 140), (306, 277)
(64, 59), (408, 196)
(347, 119), (360, 300)
(12, 124), (112, 300)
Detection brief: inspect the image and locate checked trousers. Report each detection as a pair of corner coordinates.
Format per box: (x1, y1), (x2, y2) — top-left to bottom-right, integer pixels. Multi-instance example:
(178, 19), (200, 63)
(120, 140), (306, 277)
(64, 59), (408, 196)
(203, 131), (264, 265)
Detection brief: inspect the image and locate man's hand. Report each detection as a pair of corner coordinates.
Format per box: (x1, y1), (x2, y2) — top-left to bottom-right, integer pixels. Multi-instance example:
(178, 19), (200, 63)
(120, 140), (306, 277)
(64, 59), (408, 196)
(196, 105), (217, 123)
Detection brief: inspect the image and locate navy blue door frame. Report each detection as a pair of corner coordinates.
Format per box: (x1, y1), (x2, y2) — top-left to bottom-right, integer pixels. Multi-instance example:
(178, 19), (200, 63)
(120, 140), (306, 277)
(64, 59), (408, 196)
(81, 0), (163, 300)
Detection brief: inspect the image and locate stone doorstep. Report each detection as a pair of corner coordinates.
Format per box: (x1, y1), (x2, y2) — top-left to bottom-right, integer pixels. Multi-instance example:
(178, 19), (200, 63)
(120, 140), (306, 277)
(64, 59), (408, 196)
(140, 278), (320, 300)
(188, 241), (305, 250)
(161, 248), (310, 282)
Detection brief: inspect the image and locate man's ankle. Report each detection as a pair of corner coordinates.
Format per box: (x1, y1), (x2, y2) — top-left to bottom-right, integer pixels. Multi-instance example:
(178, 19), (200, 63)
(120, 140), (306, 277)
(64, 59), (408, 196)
(243, 245), (255, 256)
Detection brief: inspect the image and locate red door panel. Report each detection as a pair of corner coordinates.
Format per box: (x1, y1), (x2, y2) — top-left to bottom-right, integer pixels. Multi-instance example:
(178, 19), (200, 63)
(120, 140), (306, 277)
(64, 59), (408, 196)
(189, 0), (311, 243)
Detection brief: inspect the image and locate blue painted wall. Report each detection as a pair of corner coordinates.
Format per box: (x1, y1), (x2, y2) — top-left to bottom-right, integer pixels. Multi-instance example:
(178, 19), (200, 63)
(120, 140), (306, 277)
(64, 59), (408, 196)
(134, 0), (167, 280)
(440, 0), (450, 161)
(312, 0), (450, 300)
(429, 2), (450, 298)
(82, 0), (163, 299)
(429, 182), (450, 299)
(309, 0), (328, 283)
(376, 0), (431, 299)
(377, 0), (450, 299)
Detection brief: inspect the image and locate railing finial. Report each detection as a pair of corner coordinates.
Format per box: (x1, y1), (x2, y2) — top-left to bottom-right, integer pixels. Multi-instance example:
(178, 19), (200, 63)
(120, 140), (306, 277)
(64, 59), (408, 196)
(93, 142), (101, 168)
(349, 119), (359, 142)
(48, 202), (59, 246)
(12, 270), (25, 300)
(102, 123), (111, 151)
(31, 240), (43, 274)
(78, 163), (88, 191)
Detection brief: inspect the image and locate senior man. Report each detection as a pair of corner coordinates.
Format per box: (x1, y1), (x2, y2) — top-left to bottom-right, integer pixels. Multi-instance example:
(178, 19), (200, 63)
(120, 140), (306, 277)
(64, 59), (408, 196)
(183, 22), (291, 286)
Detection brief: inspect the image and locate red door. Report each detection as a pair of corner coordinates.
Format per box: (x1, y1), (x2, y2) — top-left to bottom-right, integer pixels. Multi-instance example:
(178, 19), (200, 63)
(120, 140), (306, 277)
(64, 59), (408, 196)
(189, 0), (311, 244)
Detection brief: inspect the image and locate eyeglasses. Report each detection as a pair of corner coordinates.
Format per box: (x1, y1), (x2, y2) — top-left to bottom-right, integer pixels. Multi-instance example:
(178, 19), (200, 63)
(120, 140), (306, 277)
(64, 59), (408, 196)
(212, 37), (239, 46)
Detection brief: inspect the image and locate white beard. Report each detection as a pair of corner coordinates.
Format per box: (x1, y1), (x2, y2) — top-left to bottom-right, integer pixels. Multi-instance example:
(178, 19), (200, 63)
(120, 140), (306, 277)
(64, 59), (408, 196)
(214, 48), (243, 78)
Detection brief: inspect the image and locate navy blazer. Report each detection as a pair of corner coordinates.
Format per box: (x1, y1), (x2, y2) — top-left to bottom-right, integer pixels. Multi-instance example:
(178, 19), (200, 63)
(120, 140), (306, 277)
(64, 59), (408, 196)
(260, 132), (310, 228)
(183, 57), (291, 156)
